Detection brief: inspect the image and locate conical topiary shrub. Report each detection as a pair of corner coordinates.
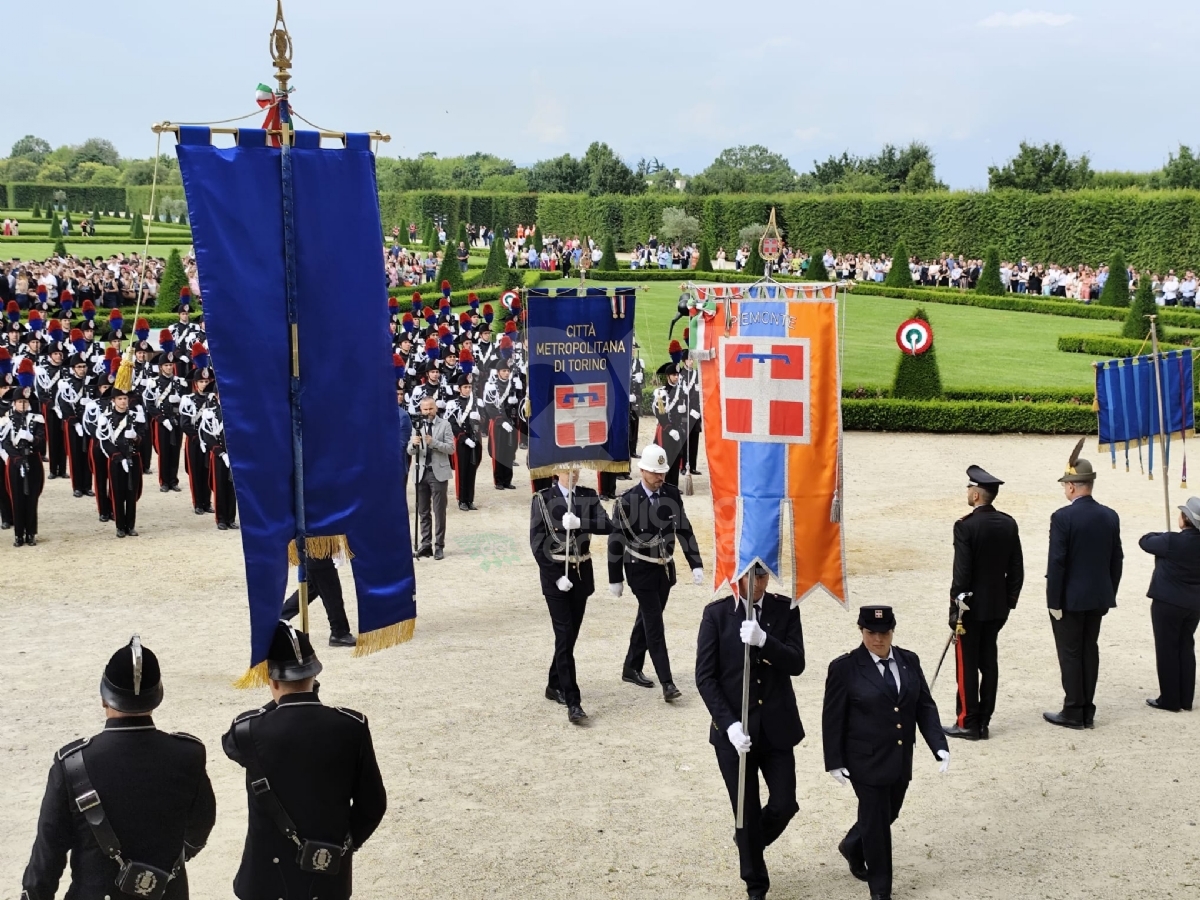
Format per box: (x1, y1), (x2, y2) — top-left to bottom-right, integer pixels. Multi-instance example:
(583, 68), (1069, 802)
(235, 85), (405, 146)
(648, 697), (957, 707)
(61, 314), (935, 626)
(806, 252), (829, 282)
(891, 307), (943, 400)
(1099, 251), (1130, 307)
(883, 240), (913, 289)
(53, 239), (67, 259)
(437, 246), (465, 292)
(1122, 276), (1165, 342)
(480, 227), (507, 287)
(130, 211), (145, 240)
(744, 243), (765, 277)
(695, 242), (712, 273)
(49, 217), (61, 239)
(158, 248), (188, 310)
(597, 234), (618, 272)
(532, 226), (544, 253)
(976, 246), (1004, 296)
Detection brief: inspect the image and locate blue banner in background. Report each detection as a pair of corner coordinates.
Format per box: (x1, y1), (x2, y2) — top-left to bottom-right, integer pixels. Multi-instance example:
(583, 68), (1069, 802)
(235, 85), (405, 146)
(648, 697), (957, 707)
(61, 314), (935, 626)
(1095, 349), (1194, 475)
(526, 288), (635, 477)
(178, 128), (415, 669)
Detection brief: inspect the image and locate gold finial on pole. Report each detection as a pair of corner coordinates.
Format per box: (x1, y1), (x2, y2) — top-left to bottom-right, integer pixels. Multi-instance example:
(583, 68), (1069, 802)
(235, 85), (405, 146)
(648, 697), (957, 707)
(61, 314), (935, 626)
(270, 0), (294, 94)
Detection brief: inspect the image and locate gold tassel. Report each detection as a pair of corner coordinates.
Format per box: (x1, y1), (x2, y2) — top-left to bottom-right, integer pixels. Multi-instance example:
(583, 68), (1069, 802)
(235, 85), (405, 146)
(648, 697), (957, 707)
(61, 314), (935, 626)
(114, 349), (135, 392)
(233, 661), (269, 690)
(288, 535), (354, 566)
(528, 459), (631, 480)
(351, 618), (416, 658)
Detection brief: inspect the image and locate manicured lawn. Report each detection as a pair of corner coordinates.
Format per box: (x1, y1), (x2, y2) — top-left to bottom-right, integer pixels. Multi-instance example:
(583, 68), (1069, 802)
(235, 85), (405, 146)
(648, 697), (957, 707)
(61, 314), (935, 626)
(621, 281), (1116, 390)
(0, 242), (191, 260)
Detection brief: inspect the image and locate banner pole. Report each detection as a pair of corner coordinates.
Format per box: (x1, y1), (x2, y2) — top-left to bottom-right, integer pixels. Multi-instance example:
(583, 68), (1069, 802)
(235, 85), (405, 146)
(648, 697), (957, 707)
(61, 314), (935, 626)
(1149, 316), (1173, 531)
(735, 583), (752, 829)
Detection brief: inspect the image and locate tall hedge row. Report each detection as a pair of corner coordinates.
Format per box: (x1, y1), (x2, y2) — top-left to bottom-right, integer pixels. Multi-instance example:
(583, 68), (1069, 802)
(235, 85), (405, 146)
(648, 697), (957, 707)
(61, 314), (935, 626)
(9, 184), (128, 212)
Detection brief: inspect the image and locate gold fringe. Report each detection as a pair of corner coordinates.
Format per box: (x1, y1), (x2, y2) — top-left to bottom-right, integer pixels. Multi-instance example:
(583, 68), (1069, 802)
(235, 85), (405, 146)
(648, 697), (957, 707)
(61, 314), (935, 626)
(528, 459), (632, 480)
(287, 535), (354, 567)
(114, 351), (135, 392)
(233, 661), (269, 690)
(351, 618), (416, 658)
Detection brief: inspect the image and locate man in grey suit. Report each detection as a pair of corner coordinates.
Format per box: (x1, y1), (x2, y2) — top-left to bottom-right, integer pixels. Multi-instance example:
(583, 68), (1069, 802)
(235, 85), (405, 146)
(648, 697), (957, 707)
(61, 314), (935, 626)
(409, 396), (455, 560)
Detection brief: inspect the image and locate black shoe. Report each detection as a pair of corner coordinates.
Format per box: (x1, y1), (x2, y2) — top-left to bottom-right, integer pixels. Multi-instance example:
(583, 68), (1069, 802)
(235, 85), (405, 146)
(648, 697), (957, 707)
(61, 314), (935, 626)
(12, 537), (23, 547)
(86, 490), (94, 497)
(0, 522), (10, 530)
(690, 469), (703, 476)
(229, 522), (239, 530)
(25, 536), (36, 547)
(838, 838), (869, 882)
(329, 633), (357, 648)
(870, 894), (892, 900)
(170, 484), (181, 492)
(622, 668), (654, 688)
(503, 484), (517, 490)
(413, 547), (433, 559)
(99, 515), (110, 523)
(495, 485), (506, 491)
(127, 529), (138, 537)
(1147, 698), (1180, 712)
(662, 683), (682, 701)
(567, 704), (588, 723)
(1043, 711), (1084, 730)
(980, 725), (990, 740)
(116, 530), (126, 538)
(458, 501), (470, 511)
(545, 687), (566, 705)
(748, 893), (766, 900)
(204, 506), (214, 514)
(159, 485), (170, 493)
(433, 549), (444, 560)
(194, 507), (205, 515)
(468, 503), (478, 510)
(73, 489), (83, 498)
(217, 523), (228, 531)
(943, 724), (981, 741)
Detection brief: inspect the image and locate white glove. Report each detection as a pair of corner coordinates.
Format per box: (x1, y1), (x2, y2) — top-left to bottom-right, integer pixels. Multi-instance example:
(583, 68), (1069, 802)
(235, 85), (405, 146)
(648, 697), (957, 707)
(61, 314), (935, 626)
(692, 567), (704, 585)
(464, 438), (476, 448)
(469, 411), (480, 420)
(169, 394), (180, 402)
(829, 767), (850, 786)
(608, 582), (623, 598)
(121, 459), (131, 473)
(74, 423), (84, 436)
(561, 511), (581, 530)
(221, 452), (230, 467)
(629, 392), (637, 403)
(690, 409), (701, 420)
(17, 428), (33, 442)
(507, 396), (518, 405)
(502, 422), (513, 433)
(124, 429), (136, 439)
(726, 722), (752, 755)
(134, 408), (145, 423)
(937, 749), (950, 774)
(162, 420), (173, 431)
(668, 429), (680, 441)
(436, 399), (446, 408)
(741, 619), (767, 648)
(555, 575), (574, 592)
(676, 406), (686, 414)
(1049, 608), (1063, 621)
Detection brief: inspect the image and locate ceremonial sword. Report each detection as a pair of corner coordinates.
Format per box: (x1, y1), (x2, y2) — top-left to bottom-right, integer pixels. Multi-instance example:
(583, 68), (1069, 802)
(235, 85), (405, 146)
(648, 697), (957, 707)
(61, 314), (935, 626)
(931, 592), (971, 690)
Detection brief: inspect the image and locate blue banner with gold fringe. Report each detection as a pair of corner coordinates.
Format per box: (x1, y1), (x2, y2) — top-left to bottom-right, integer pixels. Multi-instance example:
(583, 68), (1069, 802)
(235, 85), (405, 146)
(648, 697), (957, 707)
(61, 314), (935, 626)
(1095, 349), (1194, 477)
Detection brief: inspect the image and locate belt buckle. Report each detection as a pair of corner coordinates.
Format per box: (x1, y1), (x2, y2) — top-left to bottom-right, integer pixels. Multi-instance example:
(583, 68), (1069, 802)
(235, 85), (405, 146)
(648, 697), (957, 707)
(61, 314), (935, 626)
(75, 790), (101, 812)
(251, 777), (271, 796)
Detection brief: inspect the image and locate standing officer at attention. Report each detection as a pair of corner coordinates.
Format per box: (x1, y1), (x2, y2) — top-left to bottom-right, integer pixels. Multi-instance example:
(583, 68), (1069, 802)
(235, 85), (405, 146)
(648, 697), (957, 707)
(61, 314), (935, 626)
(609, 443), (704, 702)
(530, 465), (614, 724)
(696, 563), (804, 900)
(823, 606), (949, 900)
(21, 635), (216, 900)
(1044, 440), (1122, 730)
(943, 465), (1024, 740)
(1139, 498), (1200, 712)
(223, 621), (387, 900)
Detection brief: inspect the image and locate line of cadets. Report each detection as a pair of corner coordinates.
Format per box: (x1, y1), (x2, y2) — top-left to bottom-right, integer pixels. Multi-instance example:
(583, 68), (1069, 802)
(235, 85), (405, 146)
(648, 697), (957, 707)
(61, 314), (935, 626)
(0, 288), (237, 545)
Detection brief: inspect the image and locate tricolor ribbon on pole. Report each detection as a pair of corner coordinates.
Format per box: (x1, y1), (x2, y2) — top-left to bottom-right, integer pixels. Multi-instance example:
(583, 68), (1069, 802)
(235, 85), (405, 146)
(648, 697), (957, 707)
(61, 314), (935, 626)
(256, 83), (293, 147)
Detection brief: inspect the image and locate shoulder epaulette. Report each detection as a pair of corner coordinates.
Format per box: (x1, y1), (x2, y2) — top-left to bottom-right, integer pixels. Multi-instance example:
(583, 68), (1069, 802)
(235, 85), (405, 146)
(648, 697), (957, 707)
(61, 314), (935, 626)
(168, 731), (205, 746)
(232, 707), (268, 725)
(333, 706), (366, 724)
(830, 651), (852, 665)
(704, 596), (730, 610)
(55, 737), (89, 761)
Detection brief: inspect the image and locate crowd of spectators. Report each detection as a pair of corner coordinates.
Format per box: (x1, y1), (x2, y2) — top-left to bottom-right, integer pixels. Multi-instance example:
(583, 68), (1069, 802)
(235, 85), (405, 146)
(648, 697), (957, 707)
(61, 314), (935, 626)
(0, 253), (202, 311)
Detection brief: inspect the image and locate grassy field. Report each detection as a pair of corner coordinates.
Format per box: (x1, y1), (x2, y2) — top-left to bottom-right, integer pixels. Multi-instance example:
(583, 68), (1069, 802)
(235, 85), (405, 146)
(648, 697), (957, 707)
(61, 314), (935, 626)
(623, 282), (1115, 390)
(0, 242), (191, 260)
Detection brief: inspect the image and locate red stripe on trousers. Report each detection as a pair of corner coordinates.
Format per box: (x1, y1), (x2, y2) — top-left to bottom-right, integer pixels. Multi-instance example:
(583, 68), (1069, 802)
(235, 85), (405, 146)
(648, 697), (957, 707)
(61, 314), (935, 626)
(955, 637), (968, 728)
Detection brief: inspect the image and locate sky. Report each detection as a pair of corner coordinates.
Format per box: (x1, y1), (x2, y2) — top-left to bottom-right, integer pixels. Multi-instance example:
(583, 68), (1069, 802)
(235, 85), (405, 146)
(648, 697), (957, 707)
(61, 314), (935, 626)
(4, 0), (1198, 190)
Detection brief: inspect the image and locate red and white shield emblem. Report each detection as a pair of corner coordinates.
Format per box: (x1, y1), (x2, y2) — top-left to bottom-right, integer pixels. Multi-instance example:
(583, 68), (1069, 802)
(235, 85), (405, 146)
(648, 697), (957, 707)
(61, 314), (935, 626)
(719, 337), (810, 444)
(555, 382), (608, 448)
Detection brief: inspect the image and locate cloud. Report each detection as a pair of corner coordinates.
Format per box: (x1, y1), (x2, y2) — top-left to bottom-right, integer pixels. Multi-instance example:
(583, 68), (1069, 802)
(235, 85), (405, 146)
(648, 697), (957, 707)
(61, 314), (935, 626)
(979, 10), (1075, 28)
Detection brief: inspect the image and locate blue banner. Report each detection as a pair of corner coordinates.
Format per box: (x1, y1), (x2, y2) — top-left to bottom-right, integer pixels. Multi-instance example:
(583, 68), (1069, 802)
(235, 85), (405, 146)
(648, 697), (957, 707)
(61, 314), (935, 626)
(177, 128), (415, 669)
(526, 288), (635, 477)
(1095, 349), (1194, 475)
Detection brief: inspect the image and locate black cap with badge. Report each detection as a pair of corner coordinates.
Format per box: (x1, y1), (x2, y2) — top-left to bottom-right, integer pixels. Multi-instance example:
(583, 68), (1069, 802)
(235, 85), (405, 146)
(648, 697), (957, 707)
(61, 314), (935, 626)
(100, 634), (164, 714)
(966, 465), (1003, 496)
(266, 620), (323, 682)
(857, 606), (896, 633)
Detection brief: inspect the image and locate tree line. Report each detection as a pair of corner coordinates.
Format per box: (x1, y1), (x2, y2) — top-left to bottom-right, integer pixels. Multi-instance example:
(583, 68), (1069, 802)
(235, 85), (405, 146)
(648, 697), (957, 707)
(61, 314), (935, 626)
(7, 133), (1200, 196)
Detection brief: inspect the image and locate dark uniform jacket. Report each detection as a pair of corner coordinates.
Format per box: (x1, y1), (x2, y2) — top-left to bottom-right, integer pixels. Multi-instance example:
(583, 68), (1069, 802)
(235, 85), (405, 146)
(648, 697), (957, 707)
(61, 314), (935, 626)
(821, 645), (947, 787)
(607, 482), (703, 589)
(22, 717), (216, 900)
(950, 504), (1024, 623)
(529, 484), (614, 599)
(1046, 495), (1123, 612)
(1139, 526), (1200, 612)
(222, 692), (387, 900)
(695, 593), (805, 748)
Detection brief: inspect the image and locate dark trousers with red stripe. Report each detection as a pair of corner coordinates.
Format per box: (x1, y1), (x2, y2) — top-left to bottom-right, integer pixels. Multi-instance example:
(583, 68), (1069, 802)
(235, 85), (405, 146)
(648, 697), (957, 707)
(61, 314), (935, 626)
(453, 434), (479, 505)
(152, 420), (181, 489)
(138, 422), (153, 473)
(109, 453), (142, 533)
(489, 419), (516, 487)
(43, 405), (66, 477)
(90, 440), (112, 520)
(211, 450), (237, 526)
(6, 455), (43, 541)
(185, 436), (211, 512)
(65, 417), (90, 494)
(0, 458), (12, 527)
(954, 617), (1007, 732)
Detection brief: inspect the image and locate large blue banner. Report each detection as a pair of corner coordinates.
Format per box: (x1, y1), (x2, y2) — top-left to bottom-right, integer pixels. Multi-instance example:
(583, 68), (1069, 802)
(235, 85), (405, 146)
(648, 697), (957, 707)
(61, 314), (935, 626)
(1095, 349), (1194, 475)
(177, 127), (415, 670)
(526, 287), (635, 478)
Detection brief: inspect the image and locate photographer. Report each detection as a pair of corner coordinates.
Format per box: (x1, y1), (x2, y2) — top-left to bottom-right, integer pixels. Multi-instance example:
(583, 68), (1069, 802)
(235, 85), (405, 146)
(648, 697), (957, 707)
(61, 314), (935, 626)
(409, 396), (454, 561)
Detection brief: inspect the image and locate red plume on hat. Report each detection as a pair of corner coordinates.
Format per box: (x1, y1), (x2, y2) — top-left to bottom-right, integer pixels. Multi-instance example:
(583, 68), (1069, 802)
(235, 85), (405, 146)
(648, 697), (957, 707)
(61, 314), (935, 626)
(458, 347), (474, 375)
(458, 311), (471, 327)
(69, 327), (84, 343)
(411, 292), (423, 313)
(440, 279), (451, 299)
(27, 309), (43, 332)
(81, 299), (96, 321)
(393, 352), (405, 380)
(423, 306), (436, 322)
(388, 294), (399, 310)
(191, 342), (210, 370)
(16, 357), (35, 388)
(504, 320), (517, 334)
(669, 340), (683, 364)
(0, 347), (10, 376)
(104, 346), (120, 361)
(47, 318), (64, 342)
(6, 300), (19, 323)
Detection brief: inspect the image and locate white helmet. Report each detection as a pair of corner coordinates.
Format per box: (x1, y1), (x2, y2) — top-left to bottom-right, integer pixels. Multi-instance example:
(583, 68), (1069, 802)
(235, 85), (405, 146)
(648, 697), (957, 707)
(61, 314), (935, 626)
(638, 443), (671, 474)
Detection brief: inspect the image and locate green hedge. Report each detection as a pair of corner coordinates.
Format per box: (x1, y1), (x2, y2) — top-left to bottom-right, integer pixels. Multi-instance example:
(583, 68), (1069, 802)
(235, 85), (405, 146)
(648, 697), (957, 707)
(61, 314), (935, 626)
(378, 191), (539, 238)
(850, 283), (1128, 321)
(0, 235), (194, 246)
(125, 185), (187, 213)
(584, 269), (769, 284)
(1057, 334), (1192, 355)
(842, 398), (1097, 433)
(8, 184), (128, 212)
(844, 386), (1098, 403)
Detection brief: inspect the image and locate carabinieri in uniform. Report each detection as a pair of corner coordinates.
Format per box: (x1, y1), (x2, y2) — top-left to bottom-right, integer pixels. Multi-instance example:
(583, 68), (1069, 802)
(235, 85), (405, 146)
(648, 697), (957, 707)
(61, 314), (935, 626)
(222, 621), (387, 900)
(21, 635), (216, 900)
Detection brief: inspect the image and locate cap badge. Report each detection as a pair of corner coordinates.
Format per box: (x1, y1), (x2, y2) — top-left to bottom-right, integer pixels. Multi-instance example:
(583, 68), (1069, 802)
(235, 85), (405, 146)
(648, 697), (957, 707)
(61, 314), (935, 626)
(657, 454), (666, 466)
(130, 634), (143, 696)
(874, 610), (883, 619)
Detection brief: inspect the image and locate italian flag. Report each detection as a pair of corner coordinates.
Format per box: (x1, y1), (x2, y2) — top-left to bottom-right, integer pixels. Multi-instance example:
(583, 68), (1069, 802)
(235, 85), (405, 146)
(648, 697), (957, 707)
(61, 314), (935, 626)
(256, 84), (275, 108)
